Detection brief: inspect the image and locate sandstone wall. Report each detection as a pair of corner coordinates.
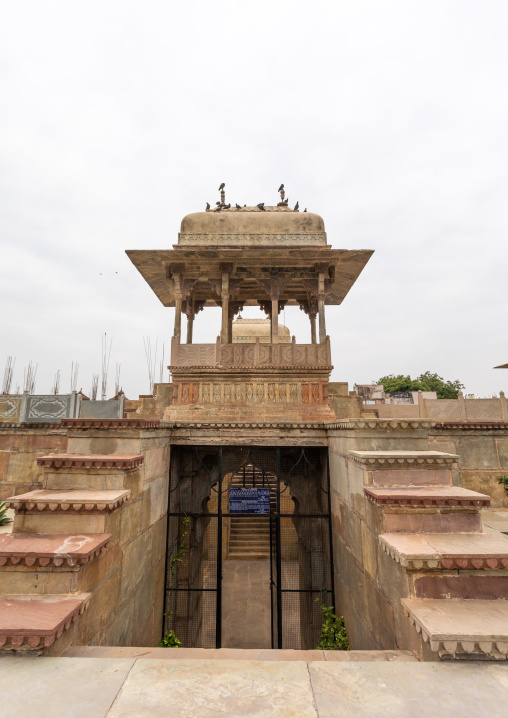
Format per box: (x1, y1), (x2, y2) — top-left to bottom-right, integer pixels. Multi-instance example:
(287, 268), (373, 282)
(429, 426), (508, 507)
(327, 420), (443, 658)
(0, 425), (68, 499)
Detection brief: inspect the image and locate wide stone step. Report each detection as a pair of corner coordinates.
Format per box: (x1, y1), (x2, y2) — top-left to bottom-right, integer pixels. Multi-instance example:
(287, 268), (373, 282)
(5, 489), (130, 513)
(364, 487), (490, 508)
(36, 454), (143, 470)
(227, 552), (270, 560)
(380, 533), (508, 571)
(0, 533), (112, 568)
(0, 594), (90, 651)
(402, 598), (508, 659)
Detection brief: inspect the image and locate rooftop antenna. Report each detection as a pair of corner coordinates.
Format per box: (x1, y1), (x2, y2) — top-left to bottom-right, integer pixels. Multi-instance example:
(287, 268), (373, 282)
(23, 361), (37, 394)
(101, 333), (113, 400)
(143, 337), (158, 394)
(2, 356), (15, 394)
(70, 361), (79, 392)
(51, 370), (61, 395)
(114, 363), (121, 396)
(91, 374), (99, 401)
(158, 343), (165, 384)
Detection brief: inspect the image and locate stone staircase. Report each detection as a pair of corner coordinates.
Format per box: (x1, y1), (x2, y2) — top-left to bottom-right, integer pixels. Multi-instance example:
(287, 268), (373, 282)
(355, 450), (508, 660)
(0, 452), (138, 655)
(226, 465), (273, 560)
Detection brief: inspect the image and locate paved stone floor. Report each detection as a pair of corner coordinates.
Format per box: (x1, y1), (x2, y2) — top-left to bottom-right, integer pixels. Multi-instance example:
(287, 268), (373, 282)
(482, 508), (508, 534)
(221, 560), (271, 649)
(2, 655), (508, 717)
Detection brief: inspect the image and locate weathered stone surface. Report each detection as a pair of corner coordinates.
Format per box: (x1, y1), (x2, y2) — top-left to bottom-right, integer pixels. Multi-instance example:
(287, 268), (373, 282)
(0, 657), (135, 718)
(364, 486), (490, 507)
(107, 658), (318, 718)
(414, 575), (508, 599)
(402, 598), (508, 658)
(0, 594), (89, 650)
(380, 531), (508, 570)
(383, 510), (482, 534)
(0, 532), (111, 567)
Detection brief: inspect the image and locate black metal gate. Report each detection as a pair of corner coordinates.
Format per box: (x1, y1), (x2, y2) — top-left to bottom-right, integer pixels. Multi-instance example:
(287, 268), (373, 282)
(163, 446), (334, 649)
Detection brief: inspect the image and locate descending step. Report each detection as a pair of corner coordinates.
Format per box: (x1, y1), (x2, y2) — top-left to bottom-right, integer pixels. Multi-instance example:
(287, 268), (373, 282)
(402, 598), (508, 659)
(228, 516), (271, 560)
(380, 532), (508, 570)
(0, 594), (90, 651)
(0, 533), (111, 567)
(4, 489), (130, 513)
(364, 487), (491, 508)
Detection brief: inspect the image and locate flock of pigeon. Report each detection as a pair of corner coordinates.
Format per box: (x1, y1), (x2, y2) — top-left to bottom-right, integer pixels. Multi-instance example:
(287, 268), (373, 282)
(206, 184), (306, 212)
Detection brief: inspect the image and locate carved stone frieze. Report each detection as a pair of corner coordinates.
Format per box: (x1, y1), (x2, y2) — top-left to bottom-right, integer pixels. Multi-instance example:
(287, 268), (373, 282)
(172, 380), (328, 405)
(178, 233), (327, 246)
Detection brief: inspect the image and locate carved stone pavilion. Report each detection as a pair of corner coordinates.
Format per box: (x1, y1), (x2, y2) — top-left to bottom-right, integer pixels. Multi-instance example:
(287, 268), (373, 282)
(126, 200), (372, 421)
(2, 185), (508, 666)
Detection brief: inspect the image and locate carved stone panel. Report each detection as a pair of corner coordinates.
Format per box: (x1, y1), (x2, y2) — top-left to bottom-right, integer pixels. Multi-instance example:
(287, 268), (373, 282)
(25, 394), (75, 422)
(177, 344), (217, 367)
(0, 396), (21, 422)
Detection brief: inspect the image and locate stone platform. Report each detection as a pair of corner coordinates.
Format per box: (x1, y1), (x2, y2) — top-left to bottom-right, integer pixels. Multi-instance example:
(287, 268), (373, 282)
(2, 655), (508, 717)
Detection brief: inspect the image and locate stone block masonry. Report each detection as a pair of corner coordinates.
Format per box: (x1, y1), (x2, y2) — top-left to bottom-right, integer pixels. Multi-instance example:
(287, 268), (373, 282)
(0, 420), (171, 655)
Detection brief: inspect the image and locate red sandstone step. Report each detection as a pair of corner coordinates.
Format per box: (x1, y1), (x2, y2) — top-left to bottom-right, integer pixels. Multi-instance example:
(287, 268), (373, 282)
(380, 533), (508, 570)
(364, 487), (490, 508)
(402, 598), (508, 659)
(0, 533), (111, 568)
(0, 594), (90, 650)
(36, 454), (143, 469)
(5, 489), (130, 513)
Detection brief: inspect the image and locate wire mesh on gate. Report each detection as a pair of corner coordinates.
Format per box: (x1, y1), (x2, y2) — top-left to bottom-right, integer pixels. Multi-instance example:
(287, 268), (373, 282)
(163, 446), (334, 650)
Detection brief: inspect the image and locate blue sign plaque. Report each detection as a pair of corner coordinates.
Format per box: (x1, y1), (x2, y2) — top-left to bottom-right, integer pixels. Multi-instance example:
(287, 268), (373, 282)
(229, 487), (270, 514)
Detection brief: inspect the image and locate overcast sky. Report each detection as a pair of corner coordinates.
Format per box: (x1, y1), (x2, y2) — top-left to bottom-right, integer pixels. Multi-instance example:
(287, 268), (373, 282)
(1, 1), (507, 399)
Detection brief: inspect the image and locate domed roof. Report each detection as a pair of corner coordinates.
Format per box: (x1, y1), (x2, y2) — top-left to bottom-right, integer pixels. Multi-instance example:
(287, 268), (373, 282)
(179, 206), (326, 246)
(232, 317), (291, 343)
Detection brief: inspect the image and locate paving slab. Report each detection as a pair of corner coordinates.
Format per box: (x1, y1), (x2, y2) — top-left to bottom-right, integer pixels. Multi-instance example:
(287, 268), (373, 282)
(309, 661), (508, 718)
(0, 656), (135, 718)
(107, 658), (318, 717)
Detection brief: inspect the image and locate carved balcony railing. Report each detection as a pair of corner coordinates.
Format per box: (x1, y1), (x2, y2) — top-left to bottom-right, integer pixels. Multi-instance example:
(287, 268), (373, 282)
(170, 336), (331, 369)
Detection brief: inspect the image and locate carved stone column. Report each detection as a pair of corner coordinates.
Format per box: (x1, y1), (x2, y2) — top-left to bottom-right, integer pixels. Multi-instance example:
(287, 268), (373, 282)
(221, 272), (229, 343)
(317, 272), (327, 344)
(185, 299), (194, 344)
(309, 313), (317, 345)
(271, 298), (279, 344)
(173, 277), (182, 340)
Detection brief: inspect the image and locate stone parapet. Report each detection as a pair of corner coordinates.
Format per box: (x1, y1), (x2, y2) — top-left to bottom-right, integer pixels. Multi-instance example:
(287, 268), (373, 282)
(0, 533), (111, 567)
(36, 454), (144, 470)
(0, 594), (89, 650)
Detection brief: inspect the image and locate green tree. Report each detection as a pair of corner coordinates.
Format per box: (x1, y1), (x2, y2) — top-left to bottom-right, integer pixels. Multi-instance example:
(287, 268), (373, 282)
(375, 372), (464, 399)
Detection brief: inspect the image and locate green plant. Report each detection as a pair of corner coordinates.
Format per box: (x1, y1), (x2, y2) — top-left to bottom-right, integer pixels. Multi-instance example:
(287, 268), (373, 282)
(498, 476), (508, 496)
(315, 597), (349, 650)
(0, 501), (11, 527)
(159, 516), (190, 648)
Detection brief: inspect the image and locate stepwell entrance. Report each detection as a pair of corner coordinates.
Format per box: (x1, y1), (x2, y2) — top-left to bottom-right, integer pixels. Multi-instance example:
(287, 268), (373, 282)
(163, 446), (334, 649)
